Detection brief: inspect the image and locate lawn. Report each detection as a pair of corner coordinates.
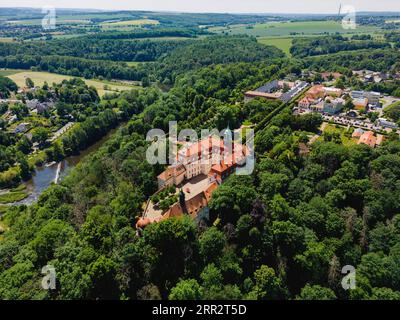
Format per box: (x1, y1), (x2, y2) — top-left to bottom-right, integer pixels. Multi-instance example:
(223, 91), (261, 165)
(0, 190), (28, 204)
(318, 123), (358, 147)
(0, 69), (24, 76)
(210, 21), (380, 37)
(125, 61), (141, 67)
(6, 70), (140, 97)
(258, 37), (293, 56)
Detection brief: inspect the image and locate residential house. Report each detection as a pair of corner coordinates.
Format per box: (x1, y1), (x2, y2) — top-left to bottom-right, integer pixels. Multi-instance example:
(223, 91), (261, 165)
(358, 131), (377, 148)
(13, 122), (30, 134)
(298, 96), (314, 109)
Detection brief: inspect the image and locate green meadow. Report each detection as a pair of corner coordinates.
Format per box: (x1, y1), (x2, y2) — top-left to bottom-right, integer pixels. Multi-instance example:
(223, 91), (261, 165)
(258, 37), (293, 56)
(210, 21), (380, 37)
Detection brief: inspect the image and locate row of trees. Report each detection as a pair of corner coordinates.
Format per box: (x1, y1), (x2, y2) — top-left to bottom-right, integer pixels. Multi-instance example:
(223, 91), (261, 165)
(291, 35), (391, 58)
(0, 75), (17, 98)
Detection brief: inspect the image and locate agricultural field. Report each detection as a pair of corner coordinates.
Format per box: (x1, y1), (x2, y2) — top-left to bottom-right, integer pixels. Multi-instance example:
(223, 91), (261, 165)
(5, 70), (140, 96)
(0, 37), (15, 43)
(5, 18), (91, 26)
(258, 37), (293, 56)
(101, 19), (159, 27)
(209, 21), (381, 37)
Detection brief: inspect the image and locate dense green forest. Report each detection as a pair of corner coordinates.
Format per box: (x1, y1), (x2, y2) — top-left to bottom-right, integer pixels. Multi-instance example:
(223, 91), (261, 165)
(1, 9), (400, 300)
(1, 50), (400, 299)
(304, 49), (400, 73)
(0, 35), (283, 82)
(291, 35), (391, 58)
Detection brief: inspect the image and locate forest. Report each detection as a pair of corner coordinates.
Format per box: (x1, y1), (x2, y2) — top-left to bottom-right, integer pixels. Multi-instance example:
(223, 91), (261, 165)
(1, 9), (400, 301)
(290, 35), (391, 58)
(1, 49), (400, 300)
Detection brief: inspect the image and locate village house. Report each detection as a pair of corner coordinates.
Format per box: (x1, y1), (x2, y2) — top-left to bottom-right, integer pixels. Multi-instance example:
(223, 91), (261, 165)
(298, 96), (314, 109)
(13, 122), (30, 134)
(352, 128), (365, 138)
(320, 72), (342, 82)
(357, 131), (384, 148)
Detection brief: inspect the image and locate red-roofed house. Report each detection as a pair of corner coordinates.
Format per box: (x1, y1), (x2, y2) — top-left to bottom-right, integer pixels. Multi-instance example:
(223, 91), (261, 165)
(358, 131), (377, 148)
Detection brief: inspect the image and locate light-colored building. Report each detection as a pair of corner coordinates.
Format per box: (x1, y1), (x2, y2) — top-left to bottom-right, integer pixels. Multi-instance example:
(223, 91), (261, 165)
(323, 97), (344, 115)
(377, 118), (398, 129)
(324, 87), (343, 97)
(350, 91), (381, 107)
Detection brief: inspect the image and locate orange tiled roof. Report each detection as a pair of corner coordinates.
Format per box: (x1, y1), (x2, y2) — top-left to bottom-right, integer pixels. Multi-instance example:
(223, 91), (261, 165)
(158, 164), (186, 181)
(211, 161), (234, 174)
(157, 167), (174, 181)
(358, 131), (377, 148)
(204, 182), (218, 202)
(163, 202), (184, 219)
(185, 192), (208, 217)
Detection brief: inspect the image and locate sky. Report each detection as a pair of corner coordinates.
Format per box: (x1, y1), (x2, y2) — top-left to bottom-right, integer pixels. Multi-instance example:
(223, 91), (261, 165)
(1, 0), (400, 14)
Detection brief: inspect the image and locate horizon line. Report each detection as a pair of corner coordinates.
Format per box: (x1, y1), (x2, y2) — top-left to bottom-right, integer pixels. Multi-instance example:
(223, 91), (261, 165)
(1, 6), (400, 16)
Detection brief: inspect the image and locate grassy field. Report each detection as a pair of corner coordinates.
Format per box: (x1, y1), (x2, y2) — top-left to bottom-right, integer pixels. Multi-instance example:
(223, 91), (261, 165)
(101, 19), (159, 27)
(210, 21), (380, 37)
(5, 70), (140, 96)
(0, 69), (25, 76)
(0, 185), (28, 204)
(125, 61), (141, 67)
(318, 123), (358, 147)
(0, 37), (15, 43)
(258, 37), (293, 56)
(6, 18), (91, 26)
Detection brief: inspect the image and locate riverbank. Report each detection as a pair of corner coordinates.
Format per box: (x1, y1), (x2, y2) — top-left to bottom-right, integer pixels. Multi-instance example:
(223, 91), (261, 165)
(1, 125), (121, 207)
(0, 184), (29, 204)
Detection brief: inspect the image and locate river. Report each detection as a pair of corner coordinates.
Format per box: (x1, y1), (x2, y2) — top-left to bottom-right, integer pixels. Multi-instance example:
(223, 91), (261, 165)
(13, 126), (119, 206)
